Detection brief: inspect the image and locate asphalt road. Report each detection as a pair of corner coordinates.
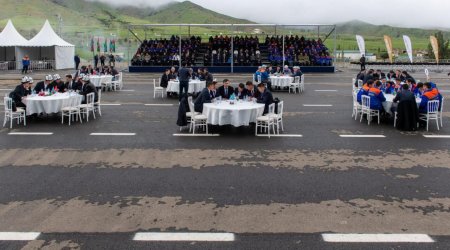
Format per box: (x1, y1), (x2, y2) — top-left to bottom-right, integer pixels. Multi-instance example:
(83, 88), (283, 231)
(1, 70), (450, 249)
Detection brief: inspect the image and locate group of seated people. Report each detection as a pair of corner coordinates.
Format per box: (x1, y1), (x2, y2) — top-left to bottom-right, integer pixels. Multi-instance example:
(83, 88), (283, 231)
(160, 67), (215, 88)
(9, 73), (99, 110)
(79, 65), (119, 77)
(253, 65), (303, 90)
(205, 35), (262, 66)
(356, 68), (443, 129)
(193, 79), (274, 115)
(266, 35), (332, 66)
(131, 36), (201, 66)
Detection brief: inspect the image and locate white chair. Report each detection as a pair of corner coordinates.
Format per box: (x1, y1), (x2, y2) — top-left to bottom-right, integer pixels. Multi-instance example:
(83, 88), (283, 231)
(102, 75), (113, 91)
(439, 96), (445, 127)
(61, 95), (82, 126)
(154, 79), (164, 98)
(257, 75), (262, 84)
(299, 75), (305, 93)
(256, 103), (276, 137)
(79, 93), (96, 122)
(419, 100), (440, 131)
(95, 89), (102, 117)
(187, 100), (208, 134)
(184, 96), (200, 131)
(265, 101), (284, 134)
(352, 78), (356, 90)
(252, 74), (258, 85)
(289, 76), (300, 94)
(3, 97), (26, 129)
(357, 79), (363, 90)
(111, 72), (123, 91)
(352, 92), (362, 120)
(360, 95), (380, 125)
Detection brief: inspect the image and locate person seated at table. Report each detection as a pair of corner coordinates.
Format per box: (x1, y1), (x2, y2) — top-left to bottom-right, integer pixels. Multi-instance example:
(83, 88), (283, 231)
(80, 75), (98, 104)
(218, 79), (235, 99)
(419, 82), (441, 114)
(271, 66), (282, 75)
(391, 83), (416, 113)
(160, 69), (170, 89)
(25, 77), (34, 95)
(192, 68), (204, 80)
(235, 83), (247, 99)
(368, 80), (386, 111)
(383, 80), (395, 94)
(357, 80), (373, 104)
(394, 77), (404, 92)
(414, 82), (423, 97)
(64, 74), (81, 92)
(203, 68), (214, 84)
(406, 78), (416, 92)
(292, 66), (303, 78)
(256, 83), (274, 115)
(245, 81), (259, 98)
(194, 81), (216, 113)
(52, 74), (65, 92)
(168, 67), (177, 80)
(9, 76), (31, 108)
(283, 65), (292, 76)
(34, 75), (54, 93)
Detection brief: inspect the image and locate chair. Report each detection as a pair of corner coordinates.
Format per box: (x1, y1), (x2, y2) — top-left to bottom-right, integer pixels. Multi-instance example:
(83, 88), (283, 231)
(439, 96), (445, 127)
(61, 95), (82, 126)
(357, 79), (363, 89)
(289, 76), (300, 94)
(267, 101), (284, 134)
(102, 75), (113, 91)
(352, 92), (362, 120)
(3, 97), (26, 129)
(187, 100), (208, 134)
(299, 75), (305, 93)
(257, 75), (262, 84)
(256, 103), (276, 137)
(360, 95), (380, 125)
(111, 72), (123, 91)
(79, 93), (96, 122)
(252, 74), (258, 85)
(185, 96), (200, 130)
(419, 100), (440, 131)
(95, 88), (102, 116)
(154, 79), (164, 98)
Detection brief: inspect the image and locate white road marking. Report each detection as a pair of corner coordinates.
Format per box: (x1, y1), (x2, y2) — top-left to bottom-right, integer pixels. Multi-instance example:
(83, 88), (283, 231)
(145, 104), (174, 107)
(322, 234), (434, 243)
(173, 134), (220, 137)
(100, 104), (122, 106)
(133, 232), (235, 242)
(303, 104), (333, 107)
(340, 135), (386, 138)
(118, 90), (135, 92)
(423, 135), (450, 138)
(8, 132), (53, 136)
(90, 133), (136, 136)
(315, 90), (338, 92)
(0, 232), (41, 241)
(256, 134), (303, 138)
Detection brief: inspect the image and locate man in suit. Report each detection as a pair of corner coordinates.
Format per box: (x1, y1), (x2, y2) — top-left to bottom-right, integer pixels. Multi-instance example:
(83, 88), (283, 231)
(392, 83), (415, 114)
(178, 65), (191, 101)
(292, 66), (303, 77)
(64, 75), (80, 92)
(160, 69), (170, 89)
(203, 68), (214, 84)
(194, 81), (216, 113)
(74, 55), (81, 70)
(168, 67), (177, 80)
(34, 75), (54, 93)
(53, 74), (65, 92)
(256, 83), (274, 114)
(217, 79), (235, 99)
(10, 76), (31, 108)
(235, 83), (247, 99)
(80, 75), (98, 104)
(245, 81), (259, 98)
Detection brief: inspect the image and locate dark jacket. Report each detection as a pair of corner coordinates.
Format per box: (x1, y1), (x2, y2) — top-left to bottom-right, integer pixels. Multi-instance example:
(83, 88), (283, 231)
(246, 86), (259, 98)
(204, 72), (214, 84)
(176, 94), (189, 127)
(393, 90), (415, 103)
(194, 88), (213, 113)
(178, 67), (191, 82)
(80, 82), (98, 103)
(257, 89), (274, 114)
(65, 80), (81, 91)
(161, 73), (170, 88)
(235, 88), (248, 99)
(396, 99), (419, 131)
(34, 81), (54, 93)
(10, 84), (28, 105)
(217, 85), (235, 99)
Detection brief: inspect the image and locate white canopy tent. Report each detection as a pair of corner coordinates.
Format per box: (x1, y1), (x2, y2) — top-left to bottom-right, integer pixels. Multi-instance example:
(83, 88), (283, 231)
(16, 20), (75, 70)
(0, 20), (28, 62)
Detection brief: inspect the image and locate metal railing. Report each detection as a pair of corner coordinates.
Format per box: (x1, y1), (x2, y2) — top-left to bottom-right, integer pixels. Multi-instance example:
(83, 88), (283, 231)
(0, 60), (56, 71)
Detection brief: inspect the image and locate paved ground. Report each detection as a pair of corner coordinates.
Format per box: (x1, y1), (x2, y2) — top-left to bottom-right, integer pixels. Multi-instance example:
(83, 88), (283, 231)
(1, 70), (450, 249)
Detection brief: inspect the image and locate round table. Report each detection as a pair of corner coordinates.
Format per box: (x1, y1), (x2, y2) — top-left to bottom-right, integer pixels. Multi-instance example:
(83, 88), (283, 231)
(383, 94), (421, 115)
(89, 75), (113, 88)
(270, 76), (294, 88)
(25, 93), (83, 115)
(202, 100), (265, 127)
(167, 80), (205, 94)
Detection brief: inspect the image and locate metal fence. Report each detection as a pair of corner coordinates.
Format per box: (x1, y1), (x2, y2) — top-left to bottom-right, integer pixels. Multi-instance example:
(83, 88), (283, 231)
(0, 60), (55, 71)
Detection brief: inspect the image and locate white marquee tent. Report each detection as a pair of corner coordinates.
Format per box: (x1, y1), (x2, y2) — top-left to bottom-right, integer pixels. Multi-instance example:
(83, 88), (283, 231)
(16, 20), (75, 70)
(0, 20), (28, 62)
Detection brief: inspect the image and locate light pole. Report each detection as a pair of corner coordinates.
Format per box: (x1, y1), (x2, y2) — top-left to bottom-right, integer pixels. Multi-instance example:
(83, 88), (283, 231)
(55, 14), (63, 37)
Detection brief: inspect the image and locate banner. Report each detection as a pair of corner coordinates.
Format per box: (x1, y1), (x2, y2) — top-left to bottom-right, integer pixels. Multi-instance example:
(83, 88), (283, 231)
(403, 35), (413, 63)
(384, 35), (394, 64)
(430, 36), (439, 63)
(355, 35), (366, 56)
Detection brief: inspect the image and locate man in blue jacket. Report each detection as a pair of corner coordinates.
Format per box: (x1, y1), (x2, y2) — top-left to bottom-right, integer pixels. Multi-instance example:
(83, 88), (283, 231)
(419, 82), (440, 114)
(357, 80), (373, 104)
(256, 83), (274, 114)
(194, 81), (216, 113)
(368, 80), (386, 111)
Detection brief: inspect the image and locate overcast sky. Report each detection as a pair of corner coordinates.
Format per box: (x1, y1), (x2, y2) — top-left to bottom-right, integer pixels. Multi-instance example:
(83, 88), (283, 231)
(92, 0), (450, 29)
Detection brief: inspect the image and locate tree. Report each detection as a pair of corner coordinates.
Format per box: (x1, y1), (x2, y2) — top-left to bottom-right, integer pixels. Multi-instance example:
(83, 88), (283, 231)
(427, 31), (450, 60)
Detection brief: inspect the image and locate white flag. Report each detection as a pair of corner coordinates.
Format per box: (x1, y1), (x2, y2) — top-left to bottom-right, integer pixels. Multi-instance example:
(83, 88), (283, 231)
(355, 35), (366, 56)
(403, 35), (413, 63)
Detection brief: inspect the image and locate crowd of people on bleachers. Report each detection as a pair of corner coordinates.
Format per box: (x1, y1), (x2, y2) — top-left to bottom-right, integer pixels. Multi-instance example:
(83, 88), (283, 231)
(131, 36), (201, 66)
(266, 35), (332, 67)
(204, 35), (262, 66)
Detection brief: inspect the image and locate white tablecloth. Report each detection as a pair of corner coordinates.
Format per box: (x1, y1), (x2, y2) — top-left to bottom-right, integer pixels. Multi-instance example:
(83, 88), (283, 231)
(25, 93), (83, 115)
(270, 76), (293, 88)
(383, 94), (421, 115)
(203, 101), (265, 127)
(167, 80), (205, 94)
(90, 75), (113, 87)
